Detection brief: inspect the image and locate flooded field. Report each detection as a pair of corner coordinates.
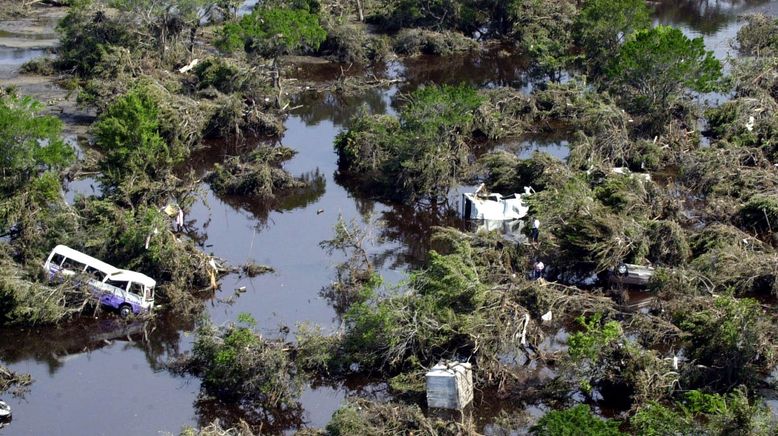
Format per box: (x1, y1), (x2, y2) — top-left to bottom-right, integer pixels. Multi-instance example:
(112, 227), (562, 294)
(1, 0), (776, 434)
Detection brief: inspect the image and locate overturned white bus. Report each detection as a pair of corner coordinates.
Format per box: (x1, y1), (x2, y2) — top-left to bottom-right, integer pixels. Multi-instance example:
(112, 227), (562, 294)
(43, 245), (155, 317)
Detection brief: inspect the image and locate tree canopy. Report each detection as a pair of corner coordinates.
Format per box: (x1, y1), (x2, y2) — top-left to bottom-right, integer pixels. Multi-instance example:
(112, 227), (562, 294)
(216, 5), (327, 58)
(574, 0), (651, 75)
(608, 25), (723, 114)
(0, 95), (74, 194)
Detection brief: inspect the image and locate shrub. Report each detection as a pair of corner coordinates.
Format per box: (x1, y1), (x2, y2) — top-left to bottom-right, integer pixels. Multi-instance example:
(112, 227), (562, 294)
(573, 0), (650, 75)
(675, 296), (774, 390)
(335, 84), (483, 201)
(188, 319), (303, 409)
(737, 14), (778, 57)
(738, 194), (778, 234)
(530, 404), (623, 436)
(56, 3), (140, 77)
(92, 85), (180, 190)
(393, 29), (477, 56)
(0, 94), (74, 194)
(608, 25), (723, 117)
(216, 6), (326, 58)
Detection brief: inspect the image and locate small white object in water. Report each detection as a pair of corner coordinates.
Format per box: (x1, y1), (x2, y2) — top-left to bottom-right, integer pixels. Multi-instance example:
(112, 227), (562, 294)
(0, 400), (11, 419)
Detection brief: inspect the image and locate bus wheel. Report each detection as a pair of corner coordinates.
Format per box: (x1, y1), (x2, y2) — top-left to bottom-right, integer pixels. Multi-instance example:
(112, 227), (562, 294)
(119, 304), (133, 318)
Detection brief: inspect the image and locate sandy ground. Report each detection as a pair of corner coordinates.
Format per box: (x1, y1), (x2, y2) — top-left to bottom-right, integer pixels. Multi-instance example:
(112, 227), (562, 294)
(0, 6), (92, 135)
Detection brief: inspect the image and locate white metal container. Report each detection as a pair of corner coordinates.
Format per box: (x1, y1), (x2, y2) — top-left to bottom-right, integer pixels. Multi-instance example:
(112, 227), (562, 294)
(425, 361), (473, 410)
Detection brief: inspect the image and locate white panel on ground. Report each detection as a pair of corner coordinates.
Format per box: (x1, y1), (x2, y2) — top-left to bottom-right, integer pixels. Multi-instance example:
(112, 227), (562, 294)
(425, 361), (473, 410)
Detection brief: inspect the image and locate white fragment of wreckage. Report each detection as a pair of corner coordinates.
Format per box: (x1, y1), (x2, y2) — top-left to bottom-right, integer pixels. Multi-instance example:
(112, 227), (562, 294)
(0, 400), (11, 421)
(177, 58), (199, 74)
(462, 183), (533, 221)
(426, 361), (473, 410)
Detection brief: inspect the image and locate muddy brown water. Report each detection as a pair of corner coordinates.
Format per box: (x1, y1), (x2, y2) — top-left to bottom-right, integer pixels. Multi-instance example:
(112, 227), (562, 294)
(1, 1), (776, 434)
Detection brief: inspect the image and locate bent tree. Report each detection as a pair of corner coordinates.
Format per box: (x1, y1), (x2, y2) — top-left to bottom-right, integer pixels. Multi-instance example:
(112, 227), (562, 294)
(608, 25), (723, 117)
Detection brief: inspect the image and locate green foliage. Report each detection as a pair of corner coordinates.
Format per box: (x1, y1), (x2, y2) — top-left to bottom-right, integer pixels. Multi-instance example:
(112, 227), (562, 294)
(738, 194), (778, 234)
(0, 95), (73, 194)
(574, 0), (650, 75)
(705, 96), (778, 161)
(509, 0), (577, 79)
(372, 0), (478, 33)
(320, 24), (391, 64)
(676, 296), (773, 390)
(531, 404), (623, 436)
(56, 2), (140, 77)
(326, 398), (473, 435)
(641, 220), (691, 266)
(190, 320), (303, 409)
(630, 402), (692, 436)
(737, 14), (778, 57)
(216, 6), (326, 58)
(341, 241), (488, 372)
(682, 388), (775, 435)
(478, 150), (571, 194)
(335, 84), (483, 201)
(193, 57), (244, 94)
(392, 29), (477, 56)
(608, 25), (723, 116)
(206, 146), (312, 201)
(567, 313), (622, 361)
(631, 390), (776, 435)
(593, 174), (648, 214)
(294, 323), (340, 374)
(92, 85), (179, 191)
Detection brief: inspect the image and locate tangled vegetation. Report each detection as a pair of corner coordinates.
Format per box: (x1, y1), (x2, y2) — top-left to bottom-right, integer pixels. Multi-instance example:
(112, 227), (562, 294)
(5, 0), (778, 434)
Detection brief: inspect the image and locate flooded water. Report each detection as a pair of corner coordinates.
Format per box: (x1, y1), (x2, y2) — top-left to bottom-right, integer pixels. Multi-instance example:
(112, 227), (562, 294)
(1, 2), (776, 434)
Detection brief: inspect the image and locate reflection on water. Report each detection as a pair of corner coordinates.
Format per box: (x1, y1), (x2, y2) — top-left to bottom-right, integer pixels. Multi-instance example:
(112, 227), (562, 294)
(400, 46), (535, 91)
(291, 88), (396, 127)
(0, 47), (46, 66)
(653, 0), (775, 65)
(652, 0), (771, 34)
(0, 315), (199, 435)
(496, 129), (573, 162)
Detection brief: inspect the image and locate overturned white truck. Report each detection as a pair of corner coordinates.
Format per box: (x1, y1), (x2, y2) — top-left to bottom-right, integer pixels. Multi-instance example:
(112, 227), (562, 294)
(461, 184), (533, 221)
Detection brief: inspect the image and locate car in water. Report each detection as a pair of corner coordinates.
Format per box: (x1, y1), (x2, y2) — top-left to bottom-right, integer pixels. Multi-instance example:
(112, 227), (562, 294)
(609, 262), (655, 287)
(43, 245), (155, 317)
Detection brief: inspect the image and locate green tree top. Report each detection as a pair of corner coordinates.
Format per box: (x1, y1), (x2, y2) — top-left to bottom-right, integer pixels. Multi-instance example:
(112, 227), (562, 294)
(92, 86), (177, 190)
(608, 25), (724, 114)
(0, 95), (74, 193)
(531, 404), (624, 436)
(216, 6), (326, 58)
(574, 0), (651, 75)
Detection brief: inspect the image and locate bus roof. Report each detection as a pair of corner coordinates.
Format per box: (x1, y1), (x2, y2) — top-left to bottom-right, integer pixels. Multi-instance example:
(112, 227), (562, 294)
(49, 244), (119, 275)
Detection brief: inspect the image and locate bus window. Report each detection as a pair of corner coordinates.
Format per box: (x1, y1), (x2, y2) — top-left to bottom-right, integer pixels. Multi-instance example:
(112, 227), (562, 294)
(85, 266), (107, 281)
(104, 279), (128, 293)
(129, 282), (143, 297)
(61, 258), (87, 273)
(50, 254), (66, 266)
(144, 287), (154, 302)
